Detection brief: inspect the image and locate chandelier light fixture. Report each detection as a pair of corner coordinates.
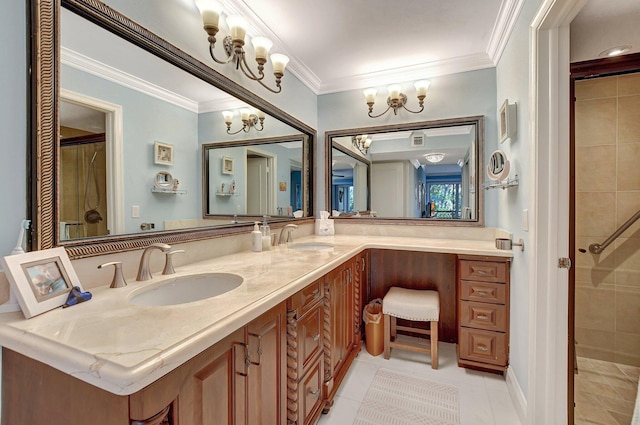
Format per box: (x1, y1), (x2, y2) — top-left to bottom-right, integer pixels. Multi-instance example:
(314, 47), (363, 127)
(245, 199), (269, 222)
(424, 152), (445, 163)
(195, 0), (290, 93)
(222, 108), (265, 135)
(363, 81), (430, 118)
(352, 134), (372, 155)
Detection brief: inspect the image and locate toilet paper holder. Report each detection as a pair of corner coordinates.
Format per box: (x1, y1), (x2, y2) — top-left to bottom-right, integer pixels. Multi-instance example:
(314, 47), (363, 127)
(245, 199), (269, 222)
(496, 238), (524, 251)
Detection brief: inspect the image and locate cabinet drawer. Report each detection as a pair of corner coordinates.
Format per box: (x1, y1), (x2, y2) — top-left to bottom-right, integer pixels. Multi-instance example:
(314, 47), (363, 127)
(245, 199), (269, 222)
(297, 306), (323, 373)
(298, 359), (324, 425)
(290, 279), (324, 317)
(459, 300), (507, 331)
(459, 327), (508, 366)
(460, 280), (507, 304)
(459, 260), (508, 283)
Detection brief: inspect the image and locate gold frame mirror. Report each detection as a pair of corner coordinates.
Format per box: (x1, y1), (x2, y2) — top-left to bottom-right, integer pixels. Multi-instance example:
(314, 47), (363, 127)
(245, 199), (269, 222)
(29, 0), (315, 258)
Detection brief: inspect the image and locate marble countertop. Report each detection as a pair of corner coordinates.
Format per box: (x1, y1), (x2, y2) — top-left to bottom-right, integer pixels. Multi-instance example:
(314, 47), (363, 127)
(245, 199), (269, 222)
(0, 234), (512, 396)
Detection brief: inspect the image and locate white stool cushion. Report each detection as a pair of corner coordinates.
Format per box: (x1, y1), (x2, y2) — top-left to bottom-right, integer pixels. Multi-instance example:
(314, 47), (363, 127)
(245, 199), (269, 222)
(382, 287), (439, 321)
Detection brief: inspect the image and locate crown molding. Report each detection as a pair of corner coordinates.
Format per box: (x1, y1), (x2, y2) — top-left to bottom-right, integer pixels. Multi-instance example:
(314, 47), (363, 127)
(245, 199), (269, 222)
(486, 0), (525, 65)
(319, 53), (496, 95)
(61, 47), (200, 113)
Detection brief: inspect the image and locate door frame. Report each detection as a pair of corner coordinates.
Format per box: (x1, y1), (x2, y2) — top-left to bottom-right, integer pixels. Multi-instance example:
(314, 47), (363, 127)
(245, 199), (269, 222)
(59, 89), (124, 236)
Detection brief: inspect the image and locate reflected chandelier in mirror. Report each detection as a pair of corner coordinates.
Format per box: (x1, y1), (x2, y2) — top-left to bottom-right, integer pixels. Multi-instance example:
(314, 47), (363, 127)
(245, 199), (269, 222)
(326, 116), (484, 226)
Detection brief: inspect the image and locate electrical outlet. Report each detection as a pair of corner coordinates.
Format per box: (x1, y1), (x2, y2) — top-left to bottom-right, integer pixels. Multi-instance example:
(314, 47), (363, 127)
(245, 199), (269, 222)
(523, 209), (529, 232)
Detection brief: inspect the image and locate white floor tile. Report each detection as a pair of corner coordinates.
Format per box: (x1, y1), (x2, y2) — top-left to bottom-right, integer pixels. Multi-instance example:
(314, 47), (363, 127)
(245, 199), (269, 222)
(315, 343), (523, 425)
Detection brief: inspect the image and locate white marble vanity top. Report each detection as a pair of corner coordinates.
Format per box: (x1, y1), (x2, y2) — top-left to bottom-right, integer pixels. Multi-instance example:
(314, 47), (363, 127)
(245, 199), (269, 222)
(0, 234), (512, 396)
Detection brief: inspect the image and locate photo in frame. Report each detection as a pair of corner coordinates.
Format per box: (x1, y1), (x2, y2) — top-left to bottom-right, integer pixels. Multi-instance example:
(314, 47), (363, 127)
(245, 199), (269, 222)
(1, 247), (83, 318)
(154, 141), (174, 165)
(222, 157), (234, 175)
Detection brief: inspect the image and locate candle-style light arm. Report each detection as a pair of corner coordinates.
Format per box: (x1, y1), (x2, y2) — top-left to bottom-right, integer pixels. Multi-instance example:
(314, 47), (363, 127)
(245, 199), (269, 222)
(225, 113), (265, 135)
(367, 93), (425, 118)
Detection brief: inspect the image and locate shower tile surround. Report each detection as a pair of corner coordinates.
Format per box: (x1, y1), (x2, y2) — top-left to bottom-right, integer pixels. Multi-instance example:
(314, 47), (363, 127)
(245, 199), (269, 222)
(575, 73), (640, 367)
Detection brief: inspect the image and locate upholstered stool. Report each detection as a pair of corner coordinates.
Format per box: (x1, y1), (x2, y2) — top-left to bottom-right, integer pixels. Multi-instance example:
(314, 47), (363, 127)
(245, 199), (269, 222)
(382, 287), (439, 369)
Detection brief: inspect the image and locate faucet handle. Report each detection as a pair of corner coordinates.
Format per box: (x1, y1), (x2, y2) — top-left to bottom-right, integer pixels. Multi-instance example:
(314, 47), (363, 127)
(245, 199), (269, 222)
(162, 250), (185, 275)
(98, 262), (127, 288)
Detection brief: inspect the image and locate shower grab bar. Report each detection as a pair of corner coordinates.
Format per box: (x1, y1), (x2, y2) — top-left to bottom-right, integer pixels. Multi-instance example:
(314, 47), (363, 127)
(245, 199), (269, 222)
(589, 209), (640, 254)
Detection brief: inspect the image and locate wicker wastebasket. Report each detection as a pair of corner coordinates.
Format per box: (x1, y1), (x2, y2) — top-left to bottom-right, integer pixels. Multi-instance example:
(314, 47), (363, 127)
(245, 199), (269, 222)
(363, 299), (384, 356)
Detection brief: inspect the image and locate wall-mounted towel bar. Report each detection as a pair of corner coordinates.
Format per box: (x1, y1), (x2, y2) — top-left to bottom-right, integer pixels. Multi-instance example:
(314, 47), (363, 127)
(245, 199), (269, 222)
(588, 209), (640, 254)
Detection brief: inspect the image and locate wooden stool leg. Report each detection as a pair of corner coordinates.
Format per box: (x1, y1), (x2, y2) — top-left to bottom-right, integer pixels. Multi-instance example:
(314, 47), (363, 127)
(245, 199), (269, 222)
(390, 316), (397, 339)
(431, 320), (438, 369)
(384, 314), (391, 359)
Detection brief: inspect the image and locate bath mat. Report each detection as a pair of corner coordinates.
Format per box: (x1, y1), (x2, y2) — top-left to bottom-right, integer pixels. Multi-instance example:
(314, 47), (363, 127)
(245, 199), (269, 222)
(353, 368), (460, 425)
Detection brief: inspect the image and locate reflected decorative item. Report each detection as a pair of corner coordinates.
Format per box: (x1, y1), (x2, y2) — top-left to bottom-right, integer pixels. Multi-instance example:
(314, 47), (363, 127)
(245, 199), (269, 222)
(222, 157), (234, 175)
(154, 171), (174, 188)
(194, 0), (289, 93)
(363, 81), (430, 118)
(1, 247), (84, 318)
(424, 152), (445, 163)
(222, 108), (265, 135)
(352, 134), (372, 155)
(498, 100), (517, 143)
(154, 141), (174, 165)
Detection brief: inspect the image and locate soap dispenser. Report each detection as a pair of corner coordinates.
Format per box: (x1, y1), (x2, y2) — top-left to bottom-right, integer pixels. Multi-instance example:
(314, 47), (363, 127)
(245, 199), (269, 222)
(251, 222), (262, 252)
(261, 215), (271, 251)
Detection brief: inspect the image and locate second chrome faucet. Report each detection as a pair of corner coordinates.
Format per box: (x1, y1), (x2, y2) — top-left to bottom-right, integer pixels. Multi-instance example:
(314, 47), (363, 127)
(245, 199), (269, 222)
(136, 243), (171, 281)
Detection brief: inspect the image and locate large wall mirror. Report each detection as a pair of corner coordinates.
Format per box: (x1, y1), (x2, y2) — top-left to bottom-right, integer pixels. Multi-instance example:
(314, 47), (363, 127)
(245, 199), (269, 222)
(325, 116), (484, 226)
(30, 0), (315, 257)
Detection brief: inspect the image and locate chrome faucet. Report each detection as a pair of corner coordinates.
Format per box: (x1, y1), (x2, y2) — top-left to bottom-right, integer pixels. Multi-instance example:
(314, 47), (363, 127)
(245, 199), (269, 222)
(277, 224), (298, 245)
(136, 243), (171, 281)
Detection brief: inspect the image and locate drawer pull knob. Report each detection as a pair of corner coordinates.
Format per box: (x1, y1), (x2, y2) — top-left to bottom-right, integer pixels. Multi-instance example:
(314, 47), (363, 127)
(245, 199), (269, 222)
(310, 388), (321, 399)
(475, 270), (489, 276)
(477, 344), (489, 352)
(476, 290), (489, 296)
(311, 333), (320, 341)
(476, 314), (489, 320)
(310, 289), (320, 299)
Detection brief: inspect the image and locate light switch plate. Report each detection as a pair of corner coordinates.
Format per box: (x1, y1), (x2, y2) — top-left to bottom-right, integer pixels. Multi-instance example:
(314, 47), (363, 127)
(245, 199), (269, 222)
(132, 205), (140, 218)
(523, 209), (529, 232)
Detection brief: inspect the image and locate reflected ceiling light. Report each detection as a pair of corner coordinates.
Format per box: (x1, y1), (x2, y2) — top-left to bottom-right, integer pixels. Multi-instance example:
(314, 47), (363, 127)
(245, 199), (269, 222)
(352, 134), (372, 155)
(598, 45), (631, 58)
(195, 0), (289, 93)
(424, 152), (445, 163)
(222, 108), (265, 135)
(457, 158), (464, 167)
(363, 81), (430, 118)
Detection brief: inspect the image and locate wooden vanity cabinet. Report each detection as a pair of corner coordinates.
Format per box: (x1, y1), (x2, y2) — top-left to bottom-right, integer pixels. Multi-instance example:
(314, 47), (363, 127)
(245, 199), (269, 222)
(286, 278), (325, 425)
(457, 256), (511, 372)
(323, 255), (362, 412)
(1, 302), (287, 425)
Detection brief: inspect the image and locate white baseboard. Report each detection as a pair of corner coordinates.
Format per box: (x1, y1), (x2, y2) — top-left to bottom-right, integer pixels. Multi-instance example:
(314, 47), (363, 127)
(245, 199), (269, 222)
(506, 366), (527, 424)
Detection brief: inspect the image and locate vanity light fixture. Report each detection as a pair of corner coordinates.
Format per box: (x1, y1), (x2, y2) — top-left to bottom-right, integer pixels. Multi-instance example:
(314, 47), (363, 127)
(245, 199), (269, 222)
(195, 0), (290, 93)
(424, 152), (445, 164)
(352, 134), (372, 155)
(363, 80), (430, 118)
(222, 108), (265, 135)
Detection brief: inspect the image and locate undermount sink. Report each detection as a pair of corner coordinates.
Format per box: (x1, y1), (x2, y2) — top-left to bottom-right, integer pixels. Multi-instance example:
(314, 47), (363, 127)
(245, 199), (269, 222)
(288, 242), (334, 251)
(129, 273), (243, 306)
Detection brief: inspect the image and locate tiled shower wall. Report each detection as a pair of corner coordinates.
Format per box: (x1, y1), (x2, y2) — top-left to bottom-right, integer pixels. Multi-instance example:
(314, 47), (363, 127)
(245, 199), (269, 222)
(575, 72), (640, 366)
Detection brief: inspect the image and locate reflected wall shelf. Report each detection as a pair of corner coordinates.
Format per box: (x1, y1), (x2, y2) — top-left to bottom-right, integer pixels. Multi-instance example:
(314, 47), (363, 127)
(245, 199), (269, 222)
(483, 175), (519, 190)
(215, 191), (240, 197)
(152, 187), (187, 195)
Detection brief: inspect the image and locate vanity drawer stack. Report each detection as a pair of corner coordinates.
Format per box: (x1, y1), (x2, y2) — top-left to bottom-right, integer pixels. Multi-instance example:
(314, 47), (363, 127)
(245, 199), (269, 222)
(457, 256), (511, 372)
(286, 278), (325, 425)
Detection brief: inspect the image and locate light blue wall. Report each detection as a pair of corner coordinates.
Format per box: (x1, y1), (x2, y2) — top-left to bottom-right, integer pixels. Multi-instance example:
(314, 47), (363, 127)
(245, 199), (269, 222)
(494, 0), (543, 397)
(318, 69), (499, 218)
(1, 2), (27, 257)
(63, 66), (201, 233)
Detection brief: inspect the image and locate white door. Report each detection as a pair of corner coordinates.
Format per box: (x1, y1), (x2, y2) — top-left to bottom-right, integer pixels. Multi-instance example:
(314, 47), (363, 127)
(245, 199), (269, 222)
(371, 162), (404, 217)
(247, 157), (269, 215)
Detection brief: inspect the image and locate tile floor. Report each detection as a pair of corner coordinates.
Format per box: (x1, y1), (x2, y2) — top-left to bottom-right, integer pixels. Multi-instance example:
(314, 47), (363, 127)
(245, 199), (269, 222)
(574, 356), (640, 425)
(316, 342), (522, 425)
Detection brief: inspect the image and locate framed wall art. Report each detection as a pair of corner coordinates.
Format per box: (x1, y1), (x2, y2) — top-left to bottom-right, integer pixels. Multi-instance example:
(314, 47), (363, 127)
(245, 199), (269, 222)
(154, 141), (174, 165)
(1, 247), (83, 318)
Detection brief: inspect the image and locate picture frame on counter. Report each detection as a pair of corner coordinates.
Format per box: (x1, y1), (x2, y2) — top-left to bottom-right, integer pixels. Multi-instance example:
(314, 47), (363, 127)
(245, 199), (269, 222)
(1, 247), (83, 318)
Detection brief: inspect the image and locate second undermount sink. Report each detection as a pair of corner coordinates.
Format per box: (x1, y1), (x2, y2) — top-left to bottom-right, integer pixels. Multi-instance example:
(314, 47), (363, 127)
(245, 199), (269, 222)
(288, 242), (334, 251)
(129, 273), (243, 306)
